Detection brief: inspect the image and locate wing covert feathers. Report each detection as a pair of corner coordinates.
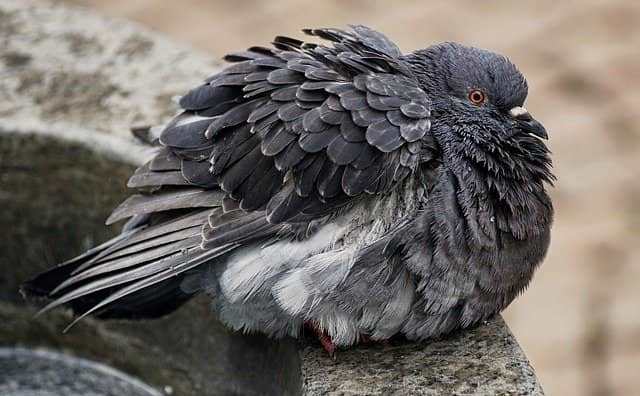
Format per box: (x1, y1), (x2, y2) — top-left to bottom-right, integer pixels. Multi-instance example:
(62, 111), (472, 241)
(157, 25), (435, 223)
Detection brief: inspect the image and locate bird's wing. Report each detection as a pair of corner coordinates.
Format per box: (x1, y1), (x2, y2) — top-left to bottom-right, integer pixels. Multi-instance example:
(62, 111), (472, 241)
(345, 25), (403, 58)
(151, 26), (436, 224)
(29, 26), (437, 322)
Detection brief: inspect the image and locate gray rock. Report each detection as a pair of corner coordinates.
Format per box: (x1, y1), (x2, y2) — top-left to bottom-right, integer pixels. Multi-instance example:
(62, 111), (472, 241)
(0, 0), (545, 394)
(0, 132), (302, 396)
(0, 0), (219, 165)
(0, 347), (162, 396)
(301, 317), (544, 395)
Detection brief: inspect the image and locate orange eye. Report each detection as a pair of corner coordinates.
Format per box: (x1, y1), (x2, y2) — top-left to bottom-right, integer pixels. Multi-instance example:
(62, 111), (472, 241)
(468, 89), (486, 105)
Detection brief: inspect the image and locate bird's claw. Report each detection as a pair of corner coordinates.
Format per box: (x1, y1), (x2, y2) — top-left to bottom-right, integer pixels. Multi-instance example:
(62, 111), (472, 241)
(305, 321), (337, 358)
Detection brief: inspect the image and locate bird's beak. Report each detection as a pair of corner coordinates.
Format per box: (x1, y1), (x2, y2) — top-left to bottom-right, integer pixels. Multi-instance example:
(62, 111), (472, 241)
(509, 106), (548, 140)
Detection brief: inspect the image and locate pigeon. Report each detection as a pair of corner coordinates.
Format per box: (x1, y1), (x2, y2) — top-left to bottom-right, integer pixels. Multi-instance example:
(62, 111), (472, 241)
(22, 25), (554, 352)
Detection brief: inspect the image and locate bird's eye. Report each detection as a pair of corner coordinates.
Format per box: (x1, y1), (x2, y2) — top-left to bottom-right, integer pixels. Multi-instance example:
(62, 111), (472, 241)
(468, 90), (486, 105)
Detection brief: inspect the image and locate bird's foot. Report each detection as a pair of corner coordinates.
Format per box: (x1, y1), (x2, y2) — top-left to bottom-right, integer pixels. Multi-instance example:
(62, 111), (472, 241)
(304, 321), (336, 357)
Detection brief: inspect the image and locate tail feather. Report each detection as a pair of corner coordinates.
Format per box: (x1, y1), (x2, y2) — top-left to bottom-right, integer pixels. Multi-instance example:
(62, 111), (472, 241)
(60, 244), (239, 332)
(61, 236), (201, 289)
(21, 260), (85, 301)
(21, 192), (279, 328)
(20, 210), (225, 324)
(71, 210), (208, 275)
(44, 252), (191, 311)
(23, 272), (192, 321)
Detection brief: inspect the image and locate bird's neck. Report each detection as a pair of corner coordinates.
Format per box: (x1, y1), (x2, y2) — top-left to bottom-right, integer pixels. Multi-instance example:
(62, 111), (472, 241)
(435, 135), (554, 247)
(401, 49), (440, 90)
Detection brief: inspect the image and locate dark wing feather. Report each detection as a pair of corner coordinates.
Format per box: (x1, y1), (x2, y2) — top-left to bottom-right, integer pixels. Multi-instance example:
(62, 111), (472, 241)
(105, 189), (224, 225)
(127, 164), (189, 188)
(149, 148), (181, 171)
(205, 32), (433, 222)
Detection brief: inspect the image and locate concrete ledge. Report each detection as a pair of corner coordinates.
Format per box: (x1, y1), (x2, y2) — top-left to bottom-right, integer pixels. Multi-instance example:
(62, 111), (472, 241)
(301, 317), (543, 395)
(0, 0), (545, 394)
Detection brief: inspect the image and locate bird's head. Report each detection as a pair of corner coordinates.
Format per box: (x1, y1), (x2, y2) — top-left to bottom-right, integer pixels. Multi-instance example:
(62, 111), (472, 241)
(428, 42), (546, 135)
(405, 42), (554, 189)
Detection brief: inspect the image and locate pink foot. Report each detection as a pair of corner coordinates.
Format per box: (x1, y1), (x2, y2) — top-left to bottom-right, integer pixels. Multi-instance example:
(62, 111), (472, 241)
(304, 321), (336, 357)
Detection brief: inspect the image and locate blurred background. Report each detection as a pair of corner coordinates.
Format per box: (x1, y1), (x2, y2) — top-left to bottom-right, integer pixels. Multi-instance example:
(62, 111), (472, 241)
(16, 0), (640, 394)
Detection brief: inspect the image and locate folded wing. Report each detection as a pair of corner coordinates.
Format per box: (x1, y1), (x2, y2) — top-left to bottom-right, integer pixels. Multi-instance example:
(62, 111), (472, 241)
(23, 26), (438, 325)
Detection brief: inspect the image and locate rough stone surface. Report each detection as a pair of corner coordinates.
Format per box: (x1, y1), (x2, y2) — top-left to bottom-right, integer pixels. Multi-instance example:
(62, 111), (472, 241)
(0, 0), (545, 395)
(0, 132), (301, 396)
(0, 0), (220, 164)
(0, 347), (162, 396)
(301, 317), (544, 395)
(0, 133), (133, 304)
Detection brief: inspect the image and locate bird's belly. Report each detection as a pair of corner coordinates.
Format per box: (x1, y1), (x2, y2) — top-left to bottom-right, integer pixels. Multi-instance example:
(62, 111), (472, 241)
(209, 191), (424, 343)
(217, 222), (345, 303)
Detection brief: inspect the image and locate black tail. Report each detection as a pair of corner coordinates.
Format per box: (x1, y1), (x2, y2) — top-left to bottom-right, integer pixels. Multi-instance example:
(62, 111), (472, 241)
(21, 261), (194, 320)
(20, 213), (206, 322)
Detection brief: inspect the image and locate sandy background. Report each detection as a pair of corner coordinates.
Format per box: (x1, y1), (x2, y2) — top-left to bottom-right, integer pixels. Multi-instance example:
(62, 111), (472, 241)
(62, 1), (640, 394)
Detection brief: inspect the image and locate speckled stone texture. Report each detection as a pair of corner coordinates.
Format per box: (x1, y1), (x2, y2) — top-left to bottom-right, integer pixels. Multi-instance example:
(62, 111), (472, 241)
(0, 0), (545, 395)
(0, 0), (219, 165)
(301, 317), (543, 395)
(0, 348), (162, 396)
(0, 132), (302, 396)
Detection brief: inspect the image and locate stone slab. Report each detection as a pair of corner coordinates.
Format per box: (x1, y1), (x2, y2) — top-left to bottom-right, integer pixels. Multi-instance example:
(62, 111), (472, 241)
(0, 347), (162, 396)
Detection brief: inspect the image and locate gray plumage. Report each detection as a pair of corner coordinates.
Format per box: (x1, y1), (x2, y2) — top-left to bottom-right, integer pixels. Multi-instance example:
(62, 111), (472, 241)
(23, 25), (554, 346)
